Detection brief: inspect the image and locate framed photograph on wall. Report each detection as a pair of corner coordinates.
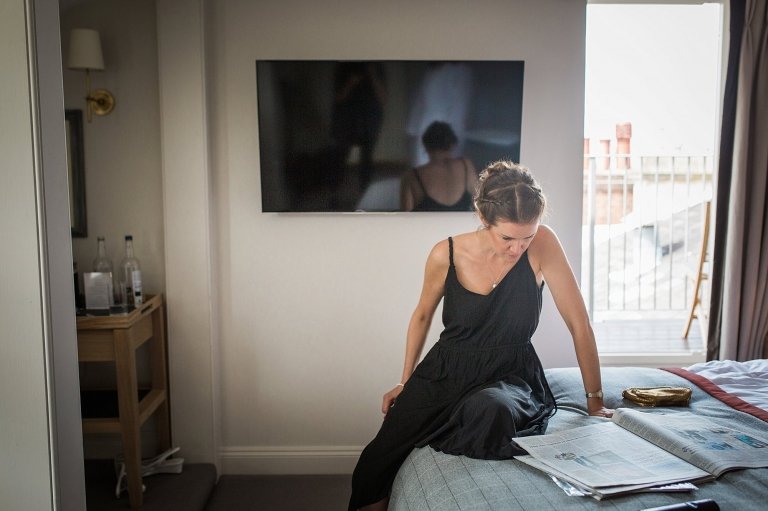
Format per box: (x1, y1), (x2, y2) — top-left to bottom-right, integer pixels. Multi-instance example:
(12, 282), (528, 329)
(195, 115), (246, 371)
(65, 109), (87, 237)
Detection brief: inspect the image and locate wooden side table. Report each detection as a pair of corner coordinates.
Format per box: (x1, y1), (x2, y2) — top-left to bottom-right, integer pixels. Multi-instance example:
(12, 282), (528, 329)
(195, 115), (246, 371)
(77, 294), (171, 508)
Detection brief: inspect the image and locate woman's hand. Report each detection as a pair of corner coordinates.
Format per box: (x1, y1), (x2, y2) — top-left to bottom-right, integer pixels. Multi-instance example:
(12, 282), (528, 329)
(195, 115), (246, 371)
(381, 385), (405, 415)
(588, 402), (614, 418)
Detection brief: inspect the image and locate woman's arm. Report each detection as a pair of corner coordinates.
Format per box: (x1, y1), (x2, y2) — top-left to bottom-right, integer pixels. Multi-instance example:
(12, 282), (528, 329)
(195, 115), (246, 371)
(464, 158), (479, 195)
(532, 225), (613, 417)
(400, 172), (415, 212)
(382, 240), (449, 414)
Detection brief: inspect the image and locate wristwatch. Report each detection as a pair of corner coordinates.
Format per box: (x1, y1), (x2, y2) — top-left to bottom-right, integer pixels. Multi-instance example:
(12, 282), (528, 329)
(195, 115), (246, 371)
(585, 390), (604, 399)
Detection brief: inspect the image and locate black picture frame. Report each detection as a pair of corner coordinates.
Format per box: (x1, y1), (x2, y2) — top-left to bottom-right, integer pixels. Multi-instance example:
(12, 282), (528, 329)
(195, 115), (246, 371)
(65, 109), (87, 237)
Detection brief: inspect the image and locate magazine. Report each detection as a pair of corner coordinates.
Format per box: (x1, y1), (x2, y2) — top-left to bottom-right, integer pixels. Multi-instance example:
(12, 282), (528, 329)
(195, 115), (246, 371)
(513, 408), (768, 499)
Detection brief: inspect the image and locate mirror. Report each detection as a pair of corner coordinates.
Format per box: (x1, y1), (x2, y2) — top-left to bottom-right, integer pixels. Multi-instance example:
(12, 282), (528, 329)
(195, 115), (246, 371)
(65, 109), (87, 237)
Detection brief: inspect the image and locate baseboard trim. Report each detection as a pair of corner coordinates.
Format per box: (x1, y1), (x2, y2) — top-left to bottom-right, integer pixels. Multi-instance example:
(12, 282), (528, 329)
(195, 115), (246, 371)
(219, 446), (363, 475)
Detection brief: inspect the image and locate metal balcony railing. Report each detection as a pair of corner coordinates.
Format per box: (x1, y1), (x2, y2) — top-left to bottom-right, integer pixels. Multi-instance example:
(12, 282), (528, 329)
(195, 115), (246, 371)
(582, 154), (714, 320)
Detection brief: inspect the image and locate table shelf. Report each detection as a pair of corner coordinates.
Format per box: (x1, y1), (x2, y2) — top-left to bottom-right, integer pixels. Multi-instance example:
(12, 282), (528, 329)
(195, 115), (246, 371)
(77, 294), (170, 508)
(81, 388), (167, 435)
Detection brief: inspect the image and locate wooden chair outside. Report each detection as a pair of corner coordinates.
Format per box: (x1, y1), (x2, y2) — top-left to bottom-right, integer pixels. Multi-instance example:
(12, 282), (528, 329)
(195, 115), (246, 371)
(682, 200), (711, 339)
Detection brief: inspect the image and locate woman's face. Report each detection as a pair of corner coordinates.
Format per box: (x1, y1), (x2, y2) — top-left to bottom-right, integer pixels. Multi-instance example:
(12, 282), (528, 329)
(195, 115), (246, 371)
(487, 220), (540, 260)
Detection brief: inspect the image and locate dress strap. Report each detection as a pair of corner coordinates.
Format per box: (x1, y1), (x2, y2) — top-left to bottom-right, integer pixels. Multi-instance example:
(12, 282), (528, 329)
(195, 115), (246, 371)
(448, 237), (455, 267)
(412, 168), (427, 195)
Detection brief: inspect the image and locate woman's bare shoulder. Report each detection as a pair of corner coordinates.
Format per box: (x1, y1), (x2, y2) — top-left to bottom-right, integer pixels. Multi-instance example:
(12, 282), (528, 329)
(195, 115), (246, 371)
(450, 231), (482, 248)
(531, 224), (558, 245)
(460, 156), (477, 171)
(426, 238), (450, 266)
(429, 232), (478, 260)
(447, 231), (485, 262)
(528, 224), (561, 270)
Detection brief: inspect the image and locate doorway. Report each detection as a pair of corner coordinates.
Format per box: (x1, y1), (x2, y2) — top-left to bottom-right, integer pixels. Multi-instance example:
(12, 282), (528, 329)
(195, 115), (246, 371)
(582, 2), (724, 358)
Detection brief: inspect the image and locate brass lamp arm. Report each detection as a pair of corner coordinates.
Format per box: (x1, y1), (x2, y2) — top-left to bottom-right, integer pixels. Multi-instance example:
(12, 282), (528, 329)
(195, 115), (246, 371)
(83, 69), (115, 122)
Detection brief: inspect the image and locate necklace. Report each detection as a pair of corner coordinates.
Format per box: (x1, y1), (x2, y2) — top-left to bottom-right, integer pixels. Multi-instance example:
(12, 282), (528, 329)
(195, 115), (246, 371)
(489, 256), (510, 289)
(480, 230), (512, 289)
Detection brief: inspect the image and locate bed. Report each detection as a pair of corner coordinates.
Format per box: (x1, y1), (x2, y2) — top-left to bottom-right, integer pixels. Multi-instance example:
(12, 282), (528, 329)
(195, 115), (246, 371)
(389, 361), (768, 510)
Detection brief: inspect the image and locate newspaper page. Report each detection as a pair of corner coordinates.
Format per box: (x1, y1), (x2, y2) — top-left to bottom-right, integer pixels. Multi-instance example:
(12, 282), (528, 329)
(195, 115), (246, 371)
(613, 408), (768, 476)
(513, 421), (710, 488)
(515, 455), (698, 500)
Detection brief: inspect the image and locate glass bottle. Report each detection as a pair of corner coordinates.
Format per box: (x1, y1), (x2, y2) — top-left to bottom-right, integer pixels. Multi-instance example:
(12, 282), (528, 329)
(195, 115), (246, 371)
(92, 236), (113, 273)
(119, 235), (143, 307)
(92, 236), (114, 306)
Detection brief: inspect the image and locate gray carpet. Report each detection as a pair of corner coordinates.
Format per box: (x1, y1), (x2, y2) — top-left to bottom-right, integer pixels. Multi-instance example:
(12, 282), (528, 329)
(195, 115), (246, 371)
(85, 460), (351, 511)
(204, 474), (352, 511)
(84, 460), (216, 511)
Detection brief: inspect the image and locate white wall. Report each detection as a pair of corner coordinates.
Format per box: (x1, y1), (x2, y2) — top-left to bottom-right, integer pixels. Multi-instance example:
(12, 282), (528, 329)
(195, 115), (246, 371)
(156, 0), (218, 466)
(36, 1), (89, 507)
(60, 0), (587, 474)
(199, 0), (587, 473)
(1, 0), (85, 509)
(1, 3), (56, 506)
(61, 0), (165, 301)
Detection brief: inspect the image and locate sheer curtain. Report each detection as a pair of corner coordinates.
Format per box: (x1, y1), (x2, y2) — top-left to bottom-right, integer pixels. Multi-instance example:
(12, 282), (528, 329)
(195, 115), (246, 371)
(707, 0), (768, 361)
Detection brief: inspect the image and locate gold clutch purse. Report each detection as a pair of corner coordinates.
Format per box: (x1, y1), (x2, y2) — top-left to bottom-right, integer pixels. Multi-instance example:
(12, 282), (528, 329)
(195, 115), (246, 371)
(622, 386), (692, 407)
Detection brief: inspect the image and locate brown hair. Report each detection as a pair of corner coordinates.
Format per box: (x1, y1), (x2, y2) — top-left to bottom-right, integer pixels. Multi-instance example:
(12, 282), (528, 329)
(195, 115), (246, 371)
(473, 161), (547, 225)
(421, 121), (458, 152)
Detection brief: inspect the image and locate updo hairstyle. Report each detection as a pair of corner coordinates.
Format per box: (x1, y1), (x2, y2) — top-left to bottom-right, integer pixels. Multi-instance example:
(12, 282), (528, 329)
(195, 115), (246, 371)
(473, 161), (547, 225)
(421, 121), (459, 152)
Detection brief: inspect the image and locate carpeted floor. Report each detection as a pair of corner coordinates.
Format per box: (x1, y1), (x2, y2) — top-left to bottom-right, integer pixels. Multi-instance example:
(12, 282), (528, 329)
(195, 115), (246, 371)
(205, 474), (352, 511)
(84, 460), (217, 511)
(85, 459), (352, 511)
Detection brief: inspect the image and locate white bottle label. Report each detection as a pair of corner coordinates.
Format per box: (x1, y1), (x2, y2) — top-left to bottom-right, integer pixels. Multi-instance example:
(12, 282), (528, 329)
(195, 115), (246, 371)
(131, 270), (143, 305)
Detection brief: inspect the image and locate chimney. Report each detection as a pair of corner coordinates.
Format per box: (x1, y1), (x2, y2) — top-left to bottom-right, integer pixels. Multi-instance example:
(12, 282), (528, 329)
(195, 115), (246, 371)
(616, 122), (632, 170)
(599, 139), (611, 170)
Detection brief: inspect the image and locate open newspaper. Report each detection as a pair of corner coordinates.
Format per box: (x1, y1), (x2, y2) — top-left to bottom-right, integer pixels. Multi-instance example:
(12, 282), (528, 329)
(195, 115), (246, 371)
(513, 408), (768, 499)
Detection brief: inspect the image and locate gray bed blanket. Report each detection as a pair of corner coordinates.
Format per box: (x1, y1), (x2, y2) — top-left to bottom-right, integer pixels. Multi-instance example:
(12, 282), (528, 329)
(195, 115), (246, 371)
(389, 367), (768, 510)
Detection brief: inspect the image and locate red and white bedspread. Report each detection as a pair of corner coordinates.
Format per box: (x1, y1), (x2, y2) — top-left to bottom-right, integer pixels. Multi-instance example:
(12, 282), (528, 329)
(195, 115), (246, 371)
(664, 359), (768, 422)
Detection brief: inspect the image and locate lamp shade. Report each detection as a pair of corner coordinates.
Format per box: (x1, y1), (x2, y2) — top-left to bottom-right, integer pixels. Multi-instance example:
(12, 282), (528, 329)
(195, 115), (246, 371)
(68, 29), (105, 70)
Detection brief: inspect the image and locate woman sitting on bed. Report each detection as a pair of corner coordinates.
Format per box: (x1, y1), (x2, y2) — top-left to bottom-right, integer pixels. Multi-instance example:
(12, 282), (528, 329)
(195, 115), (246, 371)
(349, 161), (613, 511)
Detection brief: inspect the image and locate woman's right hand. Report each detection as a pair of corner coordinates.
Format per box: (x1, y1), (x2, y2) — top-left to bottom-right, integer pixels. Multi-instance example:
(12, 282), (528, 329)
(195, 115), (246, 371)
(381, 385), (405, 415)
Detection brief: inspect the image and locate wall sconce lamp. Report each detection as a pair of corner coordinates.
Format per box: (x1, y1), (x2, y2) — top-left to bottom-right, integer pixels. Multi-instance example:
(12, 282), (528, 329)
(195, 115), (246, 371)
(68, 29), (115, 122)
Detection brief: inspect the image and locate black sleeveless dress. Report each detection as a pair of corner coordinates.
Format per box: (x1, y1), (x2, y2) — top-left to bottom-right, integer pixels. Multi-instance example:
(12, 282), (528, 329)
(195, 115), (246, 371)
(349, 238), (556, 510)
(412, 159), (474, 211)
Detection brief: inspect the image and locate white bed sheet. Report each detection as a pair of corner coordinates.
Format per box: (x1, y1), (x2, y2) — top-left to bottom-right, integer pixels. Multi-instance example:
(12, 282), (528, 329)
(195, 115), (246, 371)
(685, 359), (768, 411)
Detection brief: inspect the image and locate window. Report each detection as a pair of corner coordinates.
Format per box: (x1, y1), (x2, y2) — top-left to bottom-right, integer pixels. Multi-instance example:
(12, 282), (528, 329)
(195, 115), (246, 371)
(583, 2), (723, 363)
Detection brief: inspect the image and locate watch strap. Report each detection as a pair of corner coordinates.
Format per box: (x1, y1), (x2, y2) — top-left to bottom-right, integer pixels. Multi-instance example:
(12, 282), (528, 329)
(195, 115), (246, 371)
(585, 390), (604, 399)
